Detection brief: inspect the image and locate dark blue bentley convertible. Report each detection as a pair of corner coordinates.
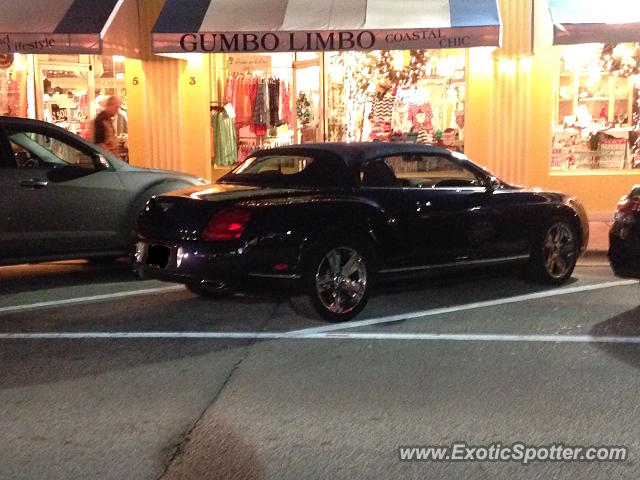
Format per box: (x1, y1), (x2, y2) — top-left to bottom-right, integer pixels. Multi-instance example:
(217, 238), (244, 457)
(134, 143), (589, 321)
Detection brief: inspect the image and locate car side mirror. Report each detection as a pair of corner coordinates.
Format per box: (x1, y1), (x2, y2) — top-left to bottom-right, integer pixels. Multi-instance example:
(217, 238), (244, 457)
(486, 176), (500, 191)
(94, 153), (111, 170)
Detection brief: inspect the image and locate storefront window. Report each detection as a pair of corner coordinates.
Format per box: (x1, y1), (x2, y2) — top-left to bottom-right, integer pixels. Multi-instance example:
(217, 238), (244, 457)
(294, 62), (321, 143)
(552, 43), (640, 171)
(325, 49), (466, 150)
(0, 53), (29, 118)
(40, 60), (93, 138)
(213, 49), (467, 169)
(36, 54), (129, 160)
(218, 53), (295, 167)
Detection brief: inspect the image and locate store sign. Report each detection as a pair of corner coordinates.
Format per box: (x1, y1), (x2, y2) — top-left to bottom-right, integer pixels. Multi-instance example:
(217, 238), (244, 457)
(0, 33), (100, 54)
(227, 55), (271, 74)
(153, 26), (499, 54)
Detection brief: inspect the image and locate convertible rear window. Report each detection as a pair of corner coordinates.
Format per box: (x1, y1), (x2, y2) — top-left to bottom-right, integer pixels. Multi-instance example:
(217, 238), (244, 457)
(233, 155), (314, 176)
(219, 153), (355, 187)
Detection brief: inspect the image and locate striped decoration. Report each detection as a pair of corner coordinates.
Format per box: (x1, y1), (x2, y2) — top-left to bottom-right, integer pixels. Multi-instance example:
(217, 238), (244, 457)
(0, 0), (122, 53)
(152, 0), (501, 53)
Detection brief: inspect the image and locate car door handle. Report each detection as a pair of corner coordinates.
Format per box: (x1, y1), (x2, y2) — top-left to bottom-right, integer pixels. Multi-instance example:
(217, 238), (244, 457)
(20, 178), (48, 189)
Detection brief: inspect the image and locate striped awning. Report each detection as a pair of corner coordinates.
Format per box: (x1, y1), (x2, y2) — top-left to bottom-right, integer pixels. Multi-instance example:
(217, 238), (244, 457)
(549, 0), (640, 45)
(0, 0), (128, 54)
(152, 0), (502, 54)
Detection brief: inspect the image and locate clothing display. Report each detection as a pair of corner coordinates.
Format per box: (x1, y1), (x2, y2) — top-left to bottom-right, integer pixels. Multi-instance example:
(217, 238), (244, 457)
(0, 68), (27, 118)
(280, 81), (292, 127)
(268, 78), (281, 127)
(211, 108), (238, 167)
(364, 83), (462, 150)
(371, 95), (394, 124)
(252, 77), (268, 130)
(408, 103), (434, 132)
(234, 77), (253, 128)
(225, 73), (292, 136)
(416, 129), (433, 145)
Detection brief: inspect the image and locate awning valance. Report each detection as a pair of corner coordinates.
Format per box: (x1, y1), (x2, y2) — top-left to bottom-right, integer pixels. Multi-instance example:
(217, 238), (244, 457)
(0, 0), (133, 55)
(549, 0), (640, 45)
(152, 0), (502, 54)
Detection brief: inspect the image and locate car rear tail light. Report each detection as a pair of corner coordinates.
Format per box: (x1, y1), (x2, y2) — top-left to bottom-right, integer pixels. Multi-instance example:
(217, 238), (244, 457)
(202, 208), (251, 241)
(615, 195), (640, 223)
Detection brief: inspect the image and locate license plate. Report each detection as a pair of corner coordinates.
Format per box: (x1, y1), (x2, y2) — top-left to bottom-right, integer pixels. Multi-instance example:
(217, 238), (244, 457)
(146, 244), (171, 269)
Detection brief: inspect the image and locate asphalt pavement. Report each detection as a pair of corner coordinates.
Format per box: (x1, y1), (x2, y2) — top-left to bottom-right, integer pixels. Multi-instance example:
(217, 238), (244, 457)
(1, 257), (640, 479)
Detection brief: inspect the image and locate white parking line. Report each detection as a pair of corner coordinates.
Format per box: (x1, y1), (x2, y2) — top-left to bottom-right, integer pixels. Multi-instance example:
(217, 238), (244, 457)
(1, 331), (640, 345)
(290, 279), (639, 336)
(0, 285), (185, 315)
(0, 280), (636, 343)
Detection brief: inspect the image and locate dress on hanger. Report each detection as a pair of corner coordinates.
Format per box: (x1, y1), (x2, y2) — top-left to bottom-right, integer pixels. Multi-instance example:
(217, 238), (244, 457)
(212, 109), (238, 167)
(252, 78), (268, 135)
(281, 81), (292, 128)
(268, 77), (280, 127)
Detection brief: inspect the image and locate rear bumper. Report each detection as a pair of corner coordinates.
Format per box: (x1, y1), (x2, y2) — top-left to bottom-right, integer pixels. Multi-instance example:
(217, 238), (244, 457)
(133, 240), (247, 285)
(132, 239), (301, 289)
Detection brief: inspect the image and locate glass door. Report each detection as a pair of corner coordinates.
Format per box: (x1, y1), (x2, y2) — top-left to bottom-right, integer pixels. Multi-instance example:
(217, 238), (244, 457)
(293, 57), (323, 144)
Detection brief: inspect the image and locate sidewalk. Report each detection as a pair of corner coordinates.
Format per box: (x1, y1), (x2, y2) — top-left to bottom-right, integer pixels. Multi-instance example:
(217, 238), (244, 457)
(587, 220), (611, 253)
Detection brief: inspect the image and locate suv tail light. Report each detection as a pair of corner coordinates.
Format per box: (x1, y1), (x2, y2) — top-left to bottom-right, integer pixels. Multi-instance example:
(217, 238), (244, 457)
(202, 208), (251, 241)
(615, 195), (640, 223)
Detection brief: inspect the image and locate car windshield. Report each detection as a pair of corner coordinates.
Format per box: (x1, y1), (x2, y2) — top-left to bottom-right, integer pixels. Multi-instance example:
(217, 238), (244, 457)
(218, 153), (355, 187)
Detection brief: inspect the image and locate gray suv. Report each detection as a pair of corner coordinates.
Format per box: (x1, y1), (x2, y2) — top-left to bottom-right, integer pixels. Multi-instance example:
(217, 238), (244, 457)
(0, 117), (205, 265)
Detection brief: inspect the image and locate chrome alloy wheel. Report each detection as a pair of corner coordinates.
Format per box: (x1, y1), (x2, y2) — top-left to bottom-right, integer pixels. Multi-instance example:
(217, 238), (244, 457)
(542, 222), (576, 279)
(315, 247), (367, 315)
